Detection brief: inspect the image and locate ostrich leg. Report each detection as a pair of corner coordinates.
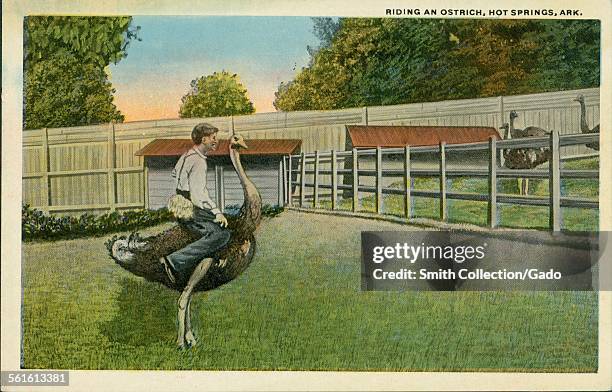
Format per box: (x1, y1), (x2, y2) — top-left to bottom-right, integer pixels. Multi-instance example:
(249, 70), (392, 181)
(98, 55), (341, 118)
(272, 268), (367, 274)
(185, 298), (196, 346)
(177, 258), (213, 348)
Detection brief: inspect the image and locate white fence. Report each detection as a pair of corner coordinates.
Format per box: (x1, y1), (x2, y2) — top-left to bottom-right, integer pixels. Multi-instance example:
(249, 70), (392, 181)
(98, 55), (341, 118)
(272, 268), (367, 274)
(22, 87), (600, 215)
(282, 132), (599, 231)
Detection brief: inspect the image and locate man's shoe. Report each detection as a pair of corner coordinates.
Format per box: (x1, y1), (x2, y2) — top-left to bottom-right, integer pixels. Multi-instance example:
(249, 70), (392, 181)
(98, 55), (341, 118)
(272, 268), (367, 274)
(160, 256), (177, 284)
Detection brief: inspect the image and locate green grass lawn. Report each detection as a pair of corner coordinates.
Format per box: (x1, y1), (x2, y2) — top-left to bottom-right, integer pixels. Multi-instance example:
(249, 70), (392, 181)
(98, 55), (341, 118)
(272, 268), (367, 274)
(22, 212), (598, 371)
(318, 157), (599, 231)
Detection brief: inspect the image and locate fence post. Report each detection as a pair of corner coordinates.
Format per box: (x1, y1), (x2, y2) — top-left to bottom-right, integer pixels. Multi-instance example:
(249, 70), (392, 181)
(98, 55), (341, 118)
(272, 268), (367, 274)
(352, 148), (359, 212)
(41, 127), (50, 214)
(498, 95), (505, 127)
(300, 152), (306, 207)
(215, 165), (225, 213)
(361, 107), (369, 125)
(376, 146), (382, 214)
(143, 159), (149, 210)
(313, 150), (320, 208)
(281, 156), (288, 205)
(439, 142), (447, 221)
(229, 115), (235, 134)
(498, 95), (505, 167)
(549, 130), (561, 231)
(331, 150), (338, 210)
(288, 155), (293, 206)
(488, 136), (497, 228)
(278, 159), (284, 207)
(404, 145), (411, 219)
(107, 122), (116, 212)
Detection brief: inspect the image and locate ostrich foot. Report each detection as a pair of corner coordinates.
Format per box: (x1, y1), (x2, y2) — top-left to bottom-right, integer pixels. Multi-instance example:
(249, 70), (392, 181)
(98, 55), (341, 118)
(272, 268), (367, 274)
(185, 330), (197, 347)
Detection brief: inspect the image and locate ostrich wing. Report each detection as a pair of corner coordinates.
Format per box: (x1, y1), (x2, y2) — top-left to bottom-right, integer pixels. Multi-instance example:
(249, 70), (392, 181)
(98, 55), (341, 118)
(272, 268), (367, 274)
(523, 126), (550, 137)
(107, 213), (254, 291)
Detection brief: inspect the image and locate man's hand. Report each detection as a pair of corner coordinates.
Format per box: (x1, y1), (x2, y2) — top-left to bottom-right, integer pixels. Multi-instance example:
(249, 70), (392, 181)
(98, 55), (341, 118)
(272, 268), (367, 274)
(214, 213), (228, 228)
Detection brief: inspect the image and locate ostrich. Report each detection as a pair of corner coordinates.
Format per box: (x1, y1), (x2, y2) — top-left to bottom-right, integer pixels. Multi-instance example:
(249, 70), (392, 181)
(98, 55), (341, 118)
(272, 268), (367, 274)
(501, 112), (551, 195)
(573, 94), (600, 150)
(105, 133), (262, 348)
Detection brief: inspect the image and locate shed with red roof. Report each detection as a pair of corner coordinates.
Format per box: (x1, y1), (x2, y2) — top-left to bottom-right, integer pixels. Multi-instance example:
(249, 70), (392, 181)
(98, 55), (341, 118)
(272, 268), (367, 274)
(345, 125), (500, 149)
(136, 138), (301, 210)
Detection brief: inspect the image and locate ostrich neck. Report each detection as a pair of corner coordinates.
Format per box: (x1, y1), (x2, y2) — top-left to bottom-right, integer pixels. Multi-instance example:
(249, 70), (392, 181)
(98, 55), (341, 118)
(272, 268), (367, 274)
(579, 101), (589, 133)
(502, 126), (510, 159)
(229, 148), (262, 233)
(509, 116), (516, 139)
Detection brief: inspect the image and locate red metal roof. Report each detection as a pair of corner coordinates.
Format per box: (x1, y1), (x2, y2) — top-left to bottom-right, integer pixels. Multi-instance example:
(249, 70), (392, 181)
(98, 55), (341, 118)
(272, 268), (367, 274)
(346, 125), (500, 148)
(135, 138), (301, 157)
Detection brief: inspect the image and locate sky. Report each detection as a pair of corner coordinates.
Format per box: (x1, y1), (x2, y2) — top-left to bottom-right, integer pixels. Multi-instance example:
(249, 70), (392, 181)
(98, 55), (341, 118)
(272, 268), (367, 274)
(108, 16), (317, 122)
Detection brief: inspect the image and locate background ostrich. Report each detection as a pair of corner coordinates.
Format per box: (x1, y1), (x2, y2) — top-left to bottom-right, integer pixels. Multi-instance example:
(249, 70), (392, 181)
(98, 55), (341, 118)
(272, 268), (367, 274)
(573, 94), (600, 151)
(501, 113), (551, 195)
(106, 134), (262, 348)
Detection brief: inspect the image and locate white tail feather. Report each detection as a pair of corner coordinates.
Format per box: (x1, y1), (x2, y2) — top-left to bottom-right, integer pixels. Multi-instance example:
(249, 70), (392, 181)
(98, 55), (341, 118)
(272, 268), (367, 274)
(167, 194), (194, 220)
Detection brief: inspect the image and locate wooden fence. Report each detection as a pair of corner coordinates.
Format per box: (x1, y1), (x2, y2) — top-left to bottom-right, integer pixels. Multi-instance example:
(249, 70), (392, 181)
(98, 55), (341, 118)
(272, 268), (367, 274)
(22, 87), (600, 215)
(22, 123), (145, 214)
(281, 132), (599, 230)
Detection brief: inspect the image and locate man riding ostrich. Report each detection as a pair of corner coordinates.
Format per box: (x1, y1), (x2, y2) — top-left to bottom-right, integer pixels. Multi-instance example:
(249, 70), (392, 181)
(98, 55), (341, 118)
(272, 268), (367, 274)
(107, 123), (262, 348)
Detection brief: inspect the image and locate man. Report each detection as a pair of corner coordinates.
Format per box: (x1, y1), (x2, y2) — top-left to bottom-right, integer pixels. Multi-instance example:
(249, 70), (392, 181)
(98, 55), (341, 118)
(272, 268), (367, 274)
(161, 123), (230, 284)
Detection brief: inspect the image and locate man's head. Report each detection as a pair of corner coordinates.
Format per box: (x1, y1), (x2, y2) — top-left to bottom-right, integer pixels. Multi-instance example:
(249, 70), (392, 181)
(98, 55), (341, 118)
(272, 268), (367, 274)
(191, 123), (219, 155)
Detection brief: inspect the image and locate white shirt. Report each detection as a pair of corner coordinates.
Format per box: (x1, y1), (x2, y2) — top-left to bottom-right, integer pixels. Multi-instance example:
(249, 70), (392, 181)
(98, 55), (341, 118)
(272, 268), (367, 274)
(172, 147), (221, 215)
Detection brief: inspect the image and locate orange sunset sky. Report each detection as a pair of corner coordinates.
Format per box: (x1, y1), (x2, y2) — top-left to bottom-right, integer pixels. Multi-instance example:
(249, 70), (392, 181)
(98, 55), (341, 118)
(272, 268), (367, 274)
(108, 16), (316, 122)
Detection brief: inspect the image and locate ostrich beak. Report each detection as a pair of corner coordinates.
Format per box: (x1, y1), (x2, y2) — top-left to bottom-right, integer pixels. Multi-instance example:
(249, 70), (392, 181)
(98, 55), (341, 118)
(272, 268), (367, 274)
(233, 139), (248, 149)
(239, 140), (249, 149)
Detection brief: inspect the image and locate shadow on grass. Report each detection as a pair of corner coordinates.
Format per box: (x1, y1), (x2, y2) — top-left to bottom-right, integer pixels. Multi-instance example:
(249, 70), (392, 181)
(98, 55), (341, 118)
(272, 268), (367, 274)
(100, 277), (177, 347)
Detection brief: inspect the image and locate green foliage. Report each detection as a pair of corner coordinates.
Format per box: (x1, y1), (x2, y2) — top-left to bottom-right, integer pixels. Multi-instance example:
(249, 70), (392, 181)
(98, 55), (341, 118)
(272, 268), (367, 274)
(24, 53), (124, 129)
(526, 20), (600, 91)
(306, 17), (342, 58)
(23, 203), (284, 241)
(179, 71), (255, 118)
(22, 204), (173, 241)
(24, 16), (139, 69)
(274, 19), (600, 111)
(23, 16), (140, 129)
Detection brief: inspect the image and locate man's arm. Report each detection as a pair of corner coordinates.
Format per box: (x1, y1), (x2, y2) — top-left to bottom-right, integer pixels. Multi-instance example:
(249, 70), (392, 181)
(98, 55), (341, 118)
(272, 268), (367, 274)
(188, 157), (227, 226)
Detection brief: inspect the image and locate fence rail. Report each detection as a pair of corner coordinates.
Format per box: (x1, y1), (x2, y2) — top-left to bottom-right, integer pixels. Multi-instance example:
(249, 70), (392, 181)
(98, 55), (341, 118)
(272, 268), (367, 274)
(282, 132), (599, 230)
(22, 87), (599, 215)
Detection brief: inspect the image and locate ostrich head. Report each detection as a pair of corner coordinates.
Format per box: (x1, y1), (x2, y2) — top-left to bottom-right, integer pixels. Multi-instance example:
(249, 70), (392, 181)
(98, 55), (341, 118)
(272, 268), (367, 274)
(229, 134), (248, 150)
(573, 94), (585, 103)
(509, 110), (519, 121)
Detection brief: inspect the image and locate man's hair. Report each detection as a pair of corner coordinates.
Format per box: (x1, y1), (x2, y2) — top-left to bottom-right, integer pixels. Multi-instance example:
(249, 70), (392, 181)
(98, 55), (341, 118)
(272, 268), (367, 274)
(191, 123), (219, 145)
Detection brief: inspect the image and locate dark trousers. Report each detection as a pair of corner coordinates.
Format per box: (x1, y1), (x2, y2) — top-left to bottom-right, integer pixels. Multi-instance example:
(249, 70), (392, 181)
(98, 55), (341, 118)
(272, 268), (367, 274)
(167, 207), (230, 282)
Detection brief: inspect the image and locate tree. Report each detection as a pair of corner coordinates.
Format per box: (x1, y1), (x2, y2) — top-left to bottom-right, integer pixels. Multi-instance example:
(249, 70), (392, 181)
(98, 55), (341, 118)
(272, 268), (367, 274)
(274, 18), (457, 111)
(24, 16), (139, 70)
(24, 53), (124, 129)
(179, 71), (255, 118)
(273, 18), (600, 112)
(442, 20), (544, 97)
(526, 20), (600, 91)
(306, 17), (342, 59)
(23, 16), (139, 129)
